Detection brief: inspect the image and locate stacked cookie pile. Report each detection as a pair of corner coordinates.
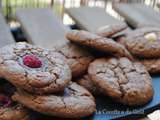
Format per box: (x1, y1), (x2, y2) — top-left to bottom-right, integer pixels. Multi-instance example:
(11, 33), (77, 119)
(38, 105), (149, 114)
(0, 25), (156, 119)
(0, 42), (95, 119)
(66, 29), (154, 106)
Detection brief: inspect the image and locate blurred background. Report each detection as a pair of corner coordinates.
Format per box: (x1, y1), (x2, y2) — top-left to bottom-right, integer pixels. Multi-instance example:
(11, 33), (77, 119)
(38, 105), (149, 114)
(1, 0), (160, 25)
(0, 0), (160, 41)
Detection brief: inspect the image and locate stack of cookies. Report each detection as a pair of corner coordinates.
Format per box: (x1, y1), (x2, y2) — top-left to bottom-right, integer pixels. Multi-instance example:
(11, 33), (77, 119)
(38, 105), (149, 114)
(0, 42), (96, 119)
(66, 29), (154, 106)
(0, 25), (156, 119)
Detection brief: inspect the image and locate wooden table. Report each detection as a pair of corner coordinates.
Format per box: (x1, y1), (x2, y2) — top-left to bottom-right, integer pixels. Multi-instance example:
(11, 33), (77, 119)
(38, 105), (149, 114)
(0, 12), (15, 47)
(16, 8), (69, 49)
(113, 3), (160, 28)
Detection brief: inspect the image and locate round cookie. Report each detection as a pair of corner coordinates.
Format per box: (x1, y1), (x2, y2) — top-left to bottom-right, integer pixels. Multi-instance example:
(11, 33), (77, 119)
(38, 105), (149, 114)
(0, 83), (29, 120)
(12, 82), (96, 118)
(66, 30), (133, 60)
(120, 27), (160, 58)
(76, 74), (102, 95)
(96, 23), (127, 37)
(0, 42), (71, 94)
(88, 57), (154, 106)
(56, 43), (94, 78)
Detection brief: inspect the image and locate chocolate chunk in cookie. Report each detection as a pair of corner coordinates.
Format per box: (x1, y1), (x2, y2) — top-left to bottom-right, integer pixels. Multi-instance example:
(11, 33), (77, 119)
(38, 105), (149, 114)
(120, 27), (160, 58)
(12, 82), (96, 118)
(0, 42), (71, 94)
(66, 30), (133, 60)
(88, 57), (154, 106)
(56, 43), (94, 78)
(96, 24), (127, 37)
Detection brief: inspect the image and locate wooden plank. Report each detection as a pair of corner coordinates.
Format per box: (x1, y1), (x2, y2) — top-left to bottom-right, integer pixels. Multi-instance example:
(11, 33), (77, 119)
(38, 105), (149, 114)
(16, 8), (69, 49)
(0, 12), (15, 47)
(157, 3), (160, 8)
(112, 3), (160, 28)
(132, 4), (160, 23)
(66, 7), (127, 33)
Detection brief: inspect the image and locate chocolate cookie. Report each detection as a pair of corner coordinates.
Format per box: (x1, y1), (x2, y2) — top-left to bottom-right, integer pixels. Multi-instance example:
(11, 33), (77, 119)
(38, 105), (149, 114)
(56, 43), (94, 78)
(137, 58), (160, 74)
(88, 57), (154, 106)
(66, 30), (133, 59)
(0, 42), (71, 94)
(0, 105), (29, 120)
(120, 27), (160, 58)
(96, 24), (127, 37)
(0, 83), (29, 120)
(76, 74), (102, 95)
(12, 82), (96, 118)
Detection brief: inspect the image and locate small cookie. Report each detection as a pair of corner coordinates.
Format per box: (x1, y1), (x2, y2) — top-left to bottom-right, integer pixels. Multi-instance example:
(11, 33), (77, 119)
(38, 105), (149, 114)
(66, 30), (133, 60)
(120, 27), (160, 58)
(0, 83), (29, 120)
(137, 58), (160, 74)
(88, 57), (154, 106)
(96, 24), (127, 37)
(76, 74), (102, 95)
(57, 43), (94, 78)
(12, 82), (96, 118)
(0, 42), (71, 94)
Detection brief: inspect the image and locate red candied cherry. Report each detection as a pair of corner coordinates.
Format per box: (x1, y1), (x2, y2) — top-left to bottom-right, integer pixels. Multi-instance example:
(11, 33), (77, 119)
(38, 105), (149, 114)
(0, 94), (12, 107)
(23, 55), (42, 68)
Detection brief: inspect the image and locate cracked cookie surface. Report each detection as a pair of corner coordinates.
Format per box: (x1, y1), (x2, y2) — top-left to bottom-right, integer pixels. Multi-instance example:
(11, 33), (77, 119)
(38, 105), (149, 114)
(56, 43), (94, 78)
(88, 57), (154, 106)
(0, 42), (71, 94)
(66, 30), (133, 60)
(12, 82), (96, 118)
(120, 27), (160, 58)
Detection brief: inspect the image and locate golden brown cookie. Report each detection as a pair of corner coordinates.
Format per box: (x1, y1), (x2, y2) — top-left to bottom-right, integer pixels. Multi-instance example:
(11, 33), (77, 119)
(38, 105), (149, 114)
(88, 57), (154, 106)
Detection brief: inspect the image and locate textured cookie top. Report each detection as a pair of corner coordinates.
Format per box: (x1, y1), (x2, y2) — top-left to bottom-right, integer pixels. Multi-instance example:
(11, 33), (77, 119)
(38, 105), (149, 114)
(0, 42), (71, 94)
(12, 82), (96, 118)
(66, 30), (133, 60)
(124, 27), (160, 58)
(88, 57), (154, 106)
(57, 43), (94, 78)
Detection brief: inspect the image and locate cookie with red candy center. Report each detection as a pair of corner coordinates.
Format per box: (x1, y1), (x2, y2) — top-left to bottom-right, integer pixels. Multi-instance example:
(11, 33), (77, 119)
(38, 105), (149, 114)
(0, 42), (71, 94)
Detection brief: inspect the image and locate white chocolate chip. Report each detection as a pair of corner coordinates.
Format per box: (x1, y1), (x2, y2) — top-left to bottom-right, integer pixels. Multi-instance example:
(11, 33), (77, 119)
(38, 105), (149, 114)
(144, 32), (157, 42)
